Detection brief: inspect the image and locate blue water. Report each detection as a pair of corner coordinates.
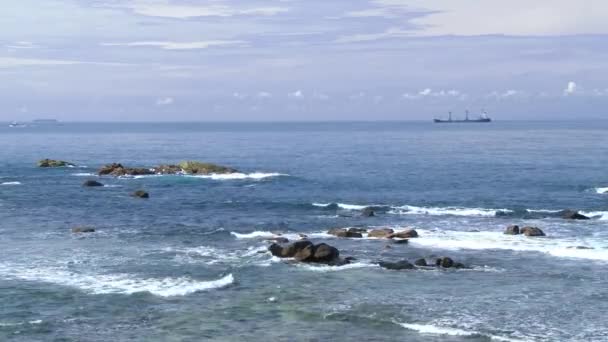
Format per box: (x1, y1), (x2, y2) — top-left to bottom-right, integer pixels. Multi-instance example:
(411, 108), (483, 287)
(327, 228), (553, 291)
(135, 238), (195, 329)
(1, 121), (607, 341)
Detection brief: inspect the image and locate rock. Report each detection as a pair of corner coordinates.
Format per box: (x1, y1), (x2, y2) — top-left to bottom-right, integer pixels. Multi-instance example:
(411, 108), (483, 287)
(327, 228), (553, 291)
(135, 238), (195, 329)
(389, 229), (419, 239)
(154, 164), (182, 174)
(294, 245), (315, 262)
(368, 228), (394, 238)
(298, 233), (308, 239)
(268, 243), (284, 257)
(327, 228), (362, 238)
(38, 159), (74, 168)
(453, 262), (466, 269)
(379, 260), (415, 270)
(435, 257), (454, 268)
(561, 210), (590, 220)
(132, 190), (149, 198)
(266, 237), (289, 244)
(392, 239), (409, 244)
(520, 226), (545, 237)
(361, 207), (375, 217)
(348, 227), (367, 234)
(414, 258), (428, 267)
(280, 240), (314, 258)
(567, 246), (594, 250)
(83, 180), (103, 187)
(98, 163), (154, 177)
(504, 225), (520, 235)
(178, 161), (238, 175)
(312, 243), (340, 262)
(71, 226), (95, 233)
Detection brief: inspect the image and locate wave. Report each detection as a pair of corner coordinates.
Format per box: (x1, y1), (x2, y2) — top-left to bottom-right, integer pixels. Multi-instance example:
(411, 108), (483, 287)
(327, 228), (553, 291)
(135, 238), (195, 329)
(580, 211), (608, 220)
(409, 229), (608, 261)
(294, 262), (378, 272)
(1, 181), (21, 185)
(396, 322), (522, 342)
(187, 172), (287, 180)
(161, 245), (270, 266)
(71, 172), (96, 177)
(312, 202), (376, 210)
(230, 230), (331, 241)
(594, 187), (608, 194)
(0, 263), (233, 297)
(392, 205), (510, 217)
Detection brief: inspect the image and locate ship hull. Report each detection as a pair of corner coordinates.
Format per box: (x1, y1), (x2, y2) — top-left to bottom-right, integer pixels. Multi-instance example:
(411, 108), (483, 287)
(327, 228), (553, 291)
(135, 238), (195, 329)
(433, 119), (491, 123)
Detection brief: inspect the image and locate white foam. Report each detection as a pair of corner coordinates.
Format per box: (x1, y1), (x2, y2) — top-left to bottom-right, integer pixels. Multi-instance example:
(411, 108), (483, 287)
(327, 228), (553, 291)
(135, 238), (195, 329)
(295, 262), (377, 272)
(71, 172), (96, 177)
(0, 263), (233, 297)
(410, 229), (608, 261)
(188, 172), (287, 180)
(397, 322), (521, 341)
(580, 211), (608, 220)
(392, 205), (510, 217)
(1, 181), (21, 185)
(595, 187), (608, 194)
(312, 202), (372, 210)
(231, 231), (277, 239)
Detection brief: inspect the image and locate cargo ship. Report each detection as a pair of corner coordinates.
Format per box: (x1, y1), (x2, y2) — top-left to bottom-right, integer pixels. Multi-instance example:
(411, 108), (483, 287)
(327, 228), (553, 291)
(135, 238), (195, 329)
(434, 110), (491, 123)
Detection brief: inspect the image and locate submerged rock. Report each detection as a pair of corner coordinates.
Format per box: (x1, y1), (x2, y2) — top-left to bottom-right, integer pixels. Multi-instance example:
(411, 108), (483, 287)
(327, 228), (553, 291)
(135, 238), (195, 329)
(368, 228), (394, 238)
(435, 257), (454, 268)
(414, 258), (428, 267)
(389, 229), (419, 239)
(131, 190), (149, 198)
(83, 180), (103, 187)
(379, 260), (415, 270)
(361, 207), (376, 217)
(504, 225), (520, 235)
(520, 226), (546, 237)
(561, 210), (590, 220)
(327, 228), (363, 238)
(38, 159), (74, 167)
(71, 226), (95, 233)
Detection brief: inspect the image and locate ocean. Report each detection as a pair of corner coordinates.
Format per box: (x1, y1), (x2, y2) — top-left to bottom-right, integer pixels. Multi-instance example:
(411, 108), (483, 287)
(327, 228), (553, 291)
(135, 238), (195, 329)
(0, 121), (607, 341)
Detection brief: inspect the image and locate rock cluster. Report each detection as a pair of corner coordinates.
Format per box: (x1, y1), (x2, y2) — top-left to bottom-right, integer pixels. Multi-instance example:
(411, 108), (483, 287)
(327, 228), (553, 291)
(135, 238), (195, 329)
(504, 225), (545, 236)
(379, 257), (466, 270)
(38, 159), (74, 167)
(268, 240), (349, 265)
(327, 227), (418, 240)
(97, 161), (238, 177)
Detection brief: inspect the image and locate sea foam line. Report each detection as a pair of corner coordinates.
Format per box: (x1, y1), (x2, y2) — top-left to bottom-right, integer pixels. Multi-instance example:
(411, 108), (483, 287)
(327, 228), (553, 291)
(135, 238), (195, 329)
(0, 264), (233, 297)
(312, 202), (511, 217)
(396, 322), (523, 342)
(1, 181), (21, 185)
(594, 187), (608, 194)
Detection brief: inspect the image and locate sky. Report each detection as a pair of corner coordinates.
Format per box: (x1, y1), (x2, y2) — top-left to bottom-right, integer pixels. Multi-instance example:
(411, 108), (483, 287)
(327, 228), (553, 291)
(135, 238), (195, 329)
(1, 0), (608, 121)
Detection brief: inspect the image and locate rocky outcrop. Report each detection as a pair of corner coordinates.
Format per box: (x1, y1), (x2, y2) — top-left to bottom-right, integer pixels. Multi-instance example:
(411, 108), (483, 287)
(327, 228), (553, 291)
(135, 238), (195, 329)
(504, 225), (545, 237)
(414, 258), (428, 267)
(83, 180), (103, 187)
(268, 241), (346, 265)
(178, 161), (238, 175)
(38, 159), (74, 167)
(520, 226), (545, 236)
(388, 229), (418, 239)
(560, 210), (590, 220)
(435, 257), (454, 268)
(131, 190), (149, 198)
(327, 228), (363, 238)
(71, 226), (95, 233)
(98, 163), (153, 177)
(368, 228), (394, 238)
(504, 225), (520, 235)
(379, 260), (414, 270)
(154, 164), (182, 174)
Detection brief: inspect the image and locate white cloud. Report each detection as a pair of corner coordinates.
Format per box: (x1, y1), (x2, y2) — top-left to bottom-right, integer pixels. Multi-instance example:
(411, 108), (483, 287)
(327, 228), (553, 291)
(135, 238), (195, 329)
(0, 57), (82, 68)
(564, 81), (577, 95)
(6, 41), (38, 49)
(233, 92), (248, 100)
(257, 91), (272, 98)
(592, 89), (608, 97)
(288, 90), (304, 98)
(403, 88), (461, 99)
(487, 89), (524, 99)
(156, 97), (174, 105)
(120, 1), (288, 19)
(419, 88), (432, 96)
(345, 0), (608, 37)
(102, 40), (245, 50)
(313, 92), (330, 100)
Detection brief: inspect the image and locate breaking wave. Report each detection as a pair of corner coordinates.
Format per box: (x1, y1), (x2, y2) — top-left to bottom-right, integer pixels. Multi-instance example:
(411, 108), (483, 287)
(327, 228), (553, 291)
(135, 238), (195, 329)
(594, 187), (608, 194)
(396, 322), (522, 341)
(187, 172), (288, 180)
(0, 263), (233, 297)
(1, 181), (21, 185)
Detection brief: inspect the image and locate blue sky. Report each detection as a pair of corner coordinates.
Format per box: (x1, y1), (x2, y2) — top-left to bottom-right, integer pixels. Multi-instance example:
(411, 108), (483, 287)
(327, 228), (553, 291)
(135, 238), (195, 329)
(1, 0), (608, 121)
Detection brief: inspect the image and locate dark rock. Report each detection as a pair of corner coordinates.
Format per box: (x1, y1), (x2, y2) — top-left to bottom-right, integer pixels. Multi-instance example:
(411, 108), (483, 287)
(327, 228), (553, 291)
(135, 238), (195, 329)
(83, 180), (103, 187)
(98, 163), (154, 177)
(154, 164), (182, 174)
(389, 229), (418, 239)
(294, 245), (315, 262)
(98, 163), (124, 175)
(327, 228), (363, 238)
(414, 258), (428, 267)
(268, 243), (283, 257)
(379, 260), (415, 270)
(343, 256), (357, 263)
(520, 226), (546, 237)
(348, 227), (367, 234)
(38, 159), (74, 168)
(453, 262), (466, 269)
(71, 226), (95, 233)
(312, 243), (339, 262)
(368, 228), (394, 238)
(435, 257), (454, 268)
(280, 240), (314, 258)
(392, 239), (409, 244)
(504, 225), (520, 235)
(561, 210), (590, 220)
(361, 207), (375, 217)
(568, 246), (594, 250)
(132, 190), (149, 198)
(298, 233), (308, 239)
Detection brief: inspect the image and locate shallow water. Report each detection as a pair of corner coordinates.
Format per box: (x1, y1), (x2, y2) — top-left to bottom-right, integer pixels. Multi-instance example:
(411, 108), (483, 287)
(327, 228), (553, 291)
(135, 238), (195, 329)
(1, 121), (607, 341)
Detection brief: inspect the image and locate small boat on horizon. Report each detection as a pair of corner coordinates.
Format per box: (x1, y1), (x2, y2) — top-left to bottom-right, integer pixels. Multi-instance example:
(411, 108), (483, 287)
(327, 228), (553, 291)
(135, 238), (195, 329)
(8, 121), (27, 128)
(434, 110), (491, 123)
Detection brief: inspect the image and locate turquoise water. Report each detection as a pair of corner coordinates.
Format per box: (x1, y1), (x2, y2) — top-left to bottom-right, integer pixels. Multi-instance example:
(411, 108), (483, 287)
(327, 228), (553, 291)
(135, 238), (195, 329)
(1, 121), (607, 341)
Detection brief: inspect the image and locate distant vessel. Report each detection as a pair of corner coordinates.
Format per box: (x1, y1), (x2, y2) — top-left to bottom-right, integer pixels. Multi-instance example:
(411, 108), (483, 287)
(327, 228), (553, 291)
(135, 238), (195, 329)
(32, 119), (59, 124)
(8, 121), (27, 128)
(434, 110), (491, 123)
